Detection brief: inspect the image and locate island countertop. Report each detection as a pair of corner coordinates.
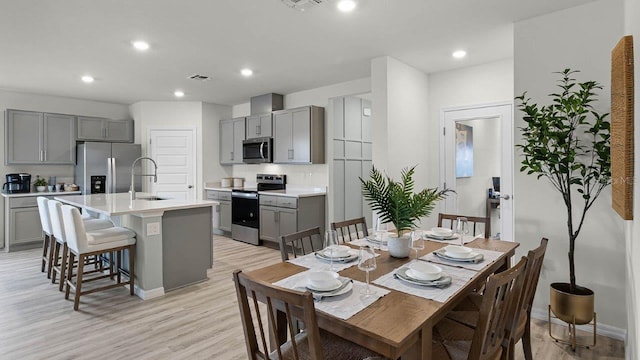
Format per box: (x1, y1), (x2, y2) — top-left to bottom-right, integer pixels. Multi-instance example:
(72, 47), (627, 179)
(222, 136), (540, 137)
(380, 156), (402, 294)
(54, 193), (218, 216)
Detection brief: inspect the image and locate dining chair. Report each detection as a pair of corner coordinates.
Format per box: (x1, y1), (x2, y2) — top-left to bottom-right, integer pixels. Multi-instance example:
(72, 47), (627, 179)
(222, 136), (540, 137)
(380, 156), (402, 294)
(279, 227), (323, 262)
(437, 213), (491, 239)
(36, 197), (55, 278)
(433, 256), (528, 360)
(446, 238), (549, 360)
(331, 217), (368, 243)
(233, 270), (385, 360)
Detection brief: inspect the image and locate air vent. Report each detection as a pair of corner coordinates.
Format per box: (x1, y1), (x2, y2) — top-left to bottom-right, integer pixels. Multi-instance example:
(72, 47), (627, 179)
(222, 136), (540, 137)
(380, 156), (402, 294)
(281, 0), (325, 11)
(188, 74), (210, 81)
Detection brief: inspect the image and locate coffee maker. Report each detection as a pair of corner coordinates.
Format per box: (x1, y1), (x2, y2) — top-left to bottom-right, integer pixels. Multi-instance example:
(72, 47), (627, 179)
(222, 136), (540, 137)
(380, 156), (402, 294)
(3, 173), (31, 193)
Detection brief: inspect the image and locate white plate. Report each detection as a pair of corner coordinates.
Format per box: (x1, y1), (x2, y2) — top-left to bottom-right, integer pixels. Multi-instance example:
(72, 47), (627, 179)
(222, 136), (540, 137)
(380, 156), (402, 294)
(407, 268), (442, 281)
(310, 281), (354, 298)
(322, 248), (352, 258)
(424, 231), (458, 240)
(306, 278), (342, 291)
(445, 250), (477, 259)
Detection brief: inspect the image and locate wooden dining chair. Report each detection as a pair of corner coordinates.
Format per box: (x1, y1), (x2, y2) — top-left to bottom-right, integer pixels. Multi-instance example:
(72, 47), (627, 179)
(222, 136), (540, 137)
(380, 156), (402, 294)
(444, 238), (548, 360)
(278, 227), (323, 262)
(437, 213), (491, 239)
(331, 217), (369, 243)
(233, 270), (385, 360)
(433, 256), (528, 360)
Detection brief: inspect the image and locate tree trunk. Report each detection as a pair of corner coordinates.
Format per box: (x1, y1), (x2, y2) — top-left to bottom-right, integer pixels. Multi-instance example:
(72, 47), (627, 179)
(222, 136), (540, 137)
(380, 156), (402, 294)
(569, 234), (576, 293)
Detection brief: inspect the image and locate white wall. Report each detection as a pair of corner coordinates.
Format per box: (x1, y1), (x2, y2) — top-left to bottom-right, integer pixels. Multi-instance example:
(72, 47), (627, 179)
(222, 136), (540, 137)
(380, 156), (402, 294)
(624, 0), (640, 357)
(426, 59), (514, 227)
(229, 77), (371, 187)
(514, 0), (626, 335)
(0, 89), (129, 248)
(202, 102), (232, 184)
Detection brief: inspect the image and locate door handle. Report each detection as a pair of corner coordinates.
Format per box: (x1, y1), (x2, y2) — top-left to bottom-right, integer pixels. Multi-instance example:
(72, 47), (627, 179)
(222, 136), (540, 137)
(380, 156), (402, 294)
(259, 142), (265, 159)
(256, 124), (261, 135)
(230, 151), (234, 161)
(500, 194), (511, 200)
(188, 185), (193, 189)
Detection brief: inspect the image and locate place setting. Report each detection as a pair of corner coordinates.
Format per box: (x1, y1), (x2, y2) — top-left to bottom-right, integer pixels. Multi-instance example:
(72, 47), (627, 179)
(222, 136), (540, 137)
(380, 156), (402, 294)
(422, 244), (504, 271)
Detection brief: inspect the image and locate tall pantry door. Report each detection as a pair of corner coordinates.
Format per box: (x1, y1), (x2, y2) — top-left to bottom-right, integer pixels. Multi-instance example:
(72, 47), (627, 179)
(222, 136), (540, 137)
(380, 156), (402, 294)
(149, 129), (196, 200)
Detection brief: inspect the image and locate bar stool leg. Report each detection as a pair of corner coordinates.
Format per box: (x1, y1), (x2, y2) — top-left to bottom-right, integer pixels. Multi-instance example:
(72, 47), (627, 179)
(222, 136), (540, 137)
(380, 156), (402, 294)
(129, 245), (135, 296)
(109, 251), (115, 280)
(51, 241), (61, 284)
(74, 254), (85, 311)
(116, 250), (122, 284)
(41, 234), (49, 273)
(47, 235), (56, 279)
(65, 252), (75, 300)
(58, 243), (68, 292)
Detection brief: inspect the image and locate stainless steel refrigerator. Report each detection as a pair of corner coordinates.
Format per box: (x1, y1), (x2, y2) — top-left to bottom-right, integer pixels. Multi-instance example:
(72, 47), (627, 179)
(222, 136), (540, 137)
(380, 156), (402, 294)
(75, 142), (142, 194)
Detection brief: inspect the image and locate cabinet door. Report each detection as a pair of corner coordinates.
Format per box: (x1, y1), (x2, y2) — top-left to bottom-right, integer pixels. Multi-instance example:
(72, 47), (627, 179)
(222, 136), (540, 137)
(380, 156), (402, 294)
(273, 111), (292, 163)
(259, 206), (278, 242)
(246, 115), (260, 139)
(232, 118), (245, 164)
(258, 114), (272, 137)
(43, 113), (75, 164)
(104, 119), (133, 142)
(6, 110), (43, 164)
(219, 201), (232, 232)
(278, 208), (298, 240)
(291, 107), (311, 163)
(220, 120), (234, 164)
(9, 207), (44, 246)
(77, 116), (106, 140)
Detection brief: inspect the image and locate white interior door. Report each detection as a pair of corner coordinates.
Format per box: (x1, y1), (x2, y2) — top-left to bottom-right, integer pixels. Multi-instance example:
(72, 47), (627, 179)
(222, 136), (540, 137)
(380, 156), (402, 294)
(149, 129), (196, 201)
(439, 102), (514, 241)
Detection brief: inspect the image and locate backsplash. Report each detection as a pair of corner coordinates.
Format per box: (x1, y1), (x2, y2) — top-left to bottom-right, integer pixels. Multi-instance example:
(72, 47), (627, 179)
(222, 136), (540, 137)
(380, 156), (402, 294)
(231, 164), (328, 187)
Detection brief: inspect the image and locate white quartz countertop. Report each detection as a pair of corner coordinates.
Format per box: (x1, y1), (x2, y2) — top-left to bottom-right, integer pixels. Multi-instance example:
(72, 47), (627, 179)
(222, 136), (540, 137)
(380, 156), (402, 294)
(54, 193), (218, 216)
(204, 186), (326, 198)
(2, 191), (82, 198)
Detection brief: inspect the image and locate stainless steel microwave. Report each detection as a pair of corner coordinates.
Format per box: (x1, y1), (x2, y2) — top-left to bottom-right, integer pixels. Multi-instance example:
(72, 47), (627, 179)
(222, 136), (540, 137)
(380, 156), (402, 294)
(242, 137), (272, 164)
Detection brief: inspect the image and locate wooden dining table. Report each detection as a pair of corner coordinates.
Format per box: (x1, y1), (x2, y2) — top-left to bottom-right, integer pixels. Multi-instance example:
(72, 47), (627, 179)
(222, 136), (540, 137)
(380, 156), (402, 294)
(245, 238), (519, 360)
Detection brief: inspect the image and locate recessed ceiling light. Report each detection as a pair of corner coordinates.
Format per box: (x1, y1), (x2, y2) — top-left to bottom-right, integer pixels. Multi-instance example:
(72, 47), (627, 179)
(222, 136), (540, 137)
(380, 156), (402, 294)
(337, 0), (357, 12)
(81, 75), (94, 83)
(174, 90), (185, 98)
(241, 68), (253, 77)
(452, 50), (467, 59)
(132, 40), (150, 51)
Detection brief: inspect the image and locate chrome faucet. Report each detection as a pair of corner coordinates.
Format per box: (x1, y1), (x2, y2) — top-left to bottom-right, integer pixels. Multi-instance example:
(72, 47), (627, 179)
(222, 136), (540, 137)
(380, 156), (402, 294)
(130, 157), (158, 200)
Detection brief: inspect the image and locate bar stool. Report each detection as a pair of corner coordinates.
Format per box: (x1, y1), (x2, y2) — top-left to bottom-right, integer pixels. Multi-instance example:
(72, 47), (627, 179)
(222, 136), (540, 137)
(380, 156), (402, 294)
(36, 197), (55, 278)
(48, 200), (114, 291)
(61, 205), (136, 311)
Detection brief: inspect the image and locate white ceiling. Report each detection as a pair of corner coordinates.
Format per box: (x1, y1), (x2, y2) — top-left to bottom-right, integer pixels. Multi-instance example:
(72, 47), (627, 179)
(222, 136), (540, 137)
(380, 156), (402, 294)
(0, 0), (594, 106)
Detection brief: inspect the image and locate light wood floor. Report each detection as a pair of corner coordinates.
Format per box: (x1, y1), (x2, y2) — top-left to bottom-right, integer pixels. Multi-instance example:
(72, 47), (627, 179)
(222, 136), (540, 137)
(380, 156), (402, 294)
(0, 236), (624, 359)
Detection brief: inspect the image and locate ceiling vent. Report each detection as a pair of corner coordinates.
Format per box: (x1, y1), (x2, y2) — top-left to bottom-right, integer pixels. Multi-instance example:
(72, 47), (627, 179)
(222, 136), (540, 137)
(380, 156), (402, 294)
(188, 74), (210, 81)
(281, 0), (326, 11)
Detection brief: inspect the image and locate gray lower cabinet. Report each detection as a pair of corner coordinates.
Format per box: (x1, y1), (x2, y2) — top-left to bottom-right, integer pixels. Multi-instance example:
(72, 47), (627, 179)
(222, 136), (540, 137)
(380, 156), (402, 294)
(205, 190), (231, 232)
(5, 109), (75, 165)
(220, 117), (246, 164)
(272, 106), (325, 164)
(77, 116), (133, 142)
(246, 113), (272, 139)
(259, 194), (325, 245)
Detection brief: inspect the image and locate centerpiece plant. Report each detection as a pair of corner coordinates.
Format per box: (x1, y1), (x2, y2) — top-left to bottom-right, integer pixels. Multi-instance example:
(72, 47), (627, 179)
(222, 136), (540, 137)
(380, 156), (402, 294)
(361, 165), (451, 256)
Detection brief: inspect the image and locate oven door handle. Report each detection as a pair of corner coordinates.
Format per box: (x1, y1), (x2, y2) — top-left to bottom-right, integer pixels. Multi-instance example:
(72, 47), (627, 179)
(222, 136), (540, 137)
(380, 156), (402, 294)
(232, 192), (259, 200)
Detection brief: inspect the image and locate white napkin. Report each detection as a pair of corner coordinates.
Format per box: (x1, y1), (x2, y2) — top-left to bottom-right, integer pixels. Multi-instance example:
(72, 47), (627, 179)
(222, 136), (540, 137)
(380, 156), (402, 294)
(421, 247), (504, 271)
(372, 260), (477, 303)
(273, 270), (390, 320)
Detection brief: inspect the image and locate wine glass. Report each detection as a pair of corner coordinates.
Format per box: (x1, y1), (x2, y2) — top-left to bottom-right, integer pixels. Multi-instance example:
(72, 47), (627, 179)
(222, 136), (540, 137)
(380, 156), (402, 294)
(411, 230), (425, 260)
(374, 218), (388, 251)
(455, 217), (469, 246)
(358, 246), (377, 298)
(324, 230), (338, 271)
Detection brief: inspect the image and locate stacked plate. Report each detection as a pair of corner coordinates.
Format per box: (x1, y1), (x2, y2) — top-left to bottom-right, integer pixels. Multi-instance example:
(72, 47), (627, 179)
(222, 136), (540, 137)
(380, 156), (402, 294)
(314, 245), (359, 263)
(425, 227), (457, 240)
(305, 271), (353, 298)
(434, 245), (484, 263)
(395, 262), (452, 287)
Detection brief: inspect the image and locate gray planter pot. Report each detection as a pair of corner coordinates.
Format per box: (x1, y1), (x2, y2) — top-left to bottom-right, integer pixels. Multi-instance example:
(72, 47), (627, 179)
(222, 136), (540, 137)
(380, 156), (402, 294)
(387, 235), (411, 258)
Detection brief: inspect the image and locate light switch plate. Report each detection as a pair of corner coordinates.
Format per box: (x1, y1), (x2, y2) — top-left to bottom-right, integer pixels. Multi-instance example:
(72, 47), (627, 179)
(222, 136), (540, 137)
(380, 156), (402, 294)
(146, 222), (161, 236)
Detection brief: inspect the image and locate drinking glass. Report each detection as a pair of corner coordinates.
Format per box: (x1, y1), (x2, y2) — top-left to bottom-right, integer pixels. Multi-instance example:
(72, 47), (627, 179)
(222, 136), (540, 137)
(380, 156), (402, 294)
(374, 218), (388, 251)
(456, 217), (469, 246)
(324, 230), (339, 271)
(411, 230), (425, 260)
(358, 246), (377, 298)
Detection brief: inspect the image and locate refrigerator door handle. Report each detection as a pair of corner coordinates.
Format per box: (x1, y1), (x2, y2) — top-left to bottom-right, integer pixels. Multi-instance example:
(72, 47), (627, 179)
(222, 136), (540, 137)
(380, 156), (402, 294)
(111, 158), (117, 193)
(107, 158), (113, 194)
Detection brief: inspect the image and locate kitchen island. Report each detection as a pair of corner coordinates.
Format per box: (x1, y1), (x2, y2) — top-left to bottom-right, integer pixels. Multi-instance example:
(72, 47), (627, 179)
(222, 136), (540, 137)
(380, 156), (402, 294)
(55, 193), (217, 299)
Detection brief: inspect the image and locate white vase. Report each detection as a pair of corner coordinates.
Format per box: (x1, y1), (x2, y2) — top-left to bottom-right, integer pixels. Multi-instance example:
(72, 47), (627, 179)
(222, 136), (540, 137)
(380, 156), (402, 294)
(387, 234), (411, 258)
(36, 186), (46, 192)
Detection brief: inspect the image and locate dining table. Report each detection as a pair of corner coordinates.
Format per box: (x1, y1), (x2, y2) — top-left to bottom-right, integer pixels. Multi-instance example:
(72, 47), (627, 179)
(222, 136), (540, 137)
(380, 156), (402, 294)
(245, 238), (519, 360)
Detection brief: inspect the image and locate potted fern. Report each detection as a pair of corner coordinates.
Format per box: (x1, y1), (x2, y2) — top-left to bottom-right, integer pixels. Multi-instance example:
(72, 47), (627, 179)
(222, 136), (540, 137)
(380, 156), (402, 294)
(360, 165), (451, 257)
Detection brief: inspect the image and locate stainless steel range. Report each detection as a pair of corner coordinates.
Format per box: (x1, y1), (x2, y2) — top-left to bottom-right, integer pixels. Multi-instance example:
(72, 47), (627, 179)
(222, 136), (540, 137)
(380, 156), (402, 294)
(231, 174), (286, 245)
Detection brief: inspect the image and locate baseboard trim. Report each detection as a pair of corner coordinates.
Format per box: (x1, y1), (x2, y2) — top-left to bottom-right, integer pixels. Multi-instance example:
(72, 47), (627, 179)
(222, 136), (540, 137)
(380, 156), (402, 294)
(134, 286), (165, 300)
(530, 307), (627, 342)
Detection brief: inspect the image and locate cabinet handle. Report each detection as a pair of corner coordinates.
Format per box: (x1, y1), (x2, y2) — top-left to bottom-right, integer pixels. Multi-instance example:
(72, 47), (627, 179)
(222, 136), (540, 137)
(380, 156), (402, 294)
(105, 127), (109, 138)
(230, 151), (234, 161)
(43, 150), (47, 161)
(256, 124), (261, 135)
(288, 149), (293, 160)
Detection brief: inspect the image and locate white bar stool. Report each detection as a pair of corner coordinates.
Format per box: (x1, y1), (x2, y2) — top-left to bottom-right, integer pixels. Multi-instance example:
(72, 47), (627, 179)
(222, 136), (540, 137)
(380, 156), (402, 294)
(36, 197), (54, 278)
(48, 200), (114, 291)
(61, 205), (137, 311)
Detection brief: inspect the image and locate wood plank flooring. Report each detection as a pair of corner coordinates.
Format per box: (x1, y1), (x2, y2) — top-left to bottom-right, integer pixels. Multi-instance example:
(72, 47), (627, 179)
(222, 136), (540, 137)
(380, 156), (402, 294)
(0, 236), (625, 359)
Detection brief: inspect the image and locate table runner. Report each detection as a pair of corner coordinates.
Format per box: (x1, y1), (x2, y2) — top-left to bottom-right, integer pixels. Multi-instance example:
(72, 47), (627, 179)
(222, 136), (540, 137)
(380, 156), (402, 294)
(274, 270), (390, 320)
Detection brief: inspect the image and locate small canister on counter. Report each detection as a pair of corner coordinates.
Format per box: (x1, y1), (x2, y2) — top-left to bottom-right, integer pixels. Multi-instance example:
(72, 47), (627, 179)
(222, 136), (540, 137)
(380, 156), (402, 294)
(233, 177), (245, 188)
(220, 178), (232, 188)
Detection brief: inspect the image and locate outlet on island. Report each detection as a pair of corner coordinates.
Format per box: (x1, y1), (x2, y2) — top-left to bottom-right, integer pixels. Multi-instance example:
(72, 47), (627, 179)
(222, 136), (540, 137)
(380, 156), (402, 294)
(146, 222), (161, 236)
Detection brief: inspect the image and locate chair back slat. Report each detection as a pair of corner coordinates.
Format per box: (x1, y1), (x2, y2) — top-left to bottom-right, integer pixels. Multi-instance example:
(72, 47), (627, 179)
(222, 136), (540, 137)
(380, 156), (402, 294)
(437, 213), (490, 238)
(331, 217), (368, 243)
(279, 227), (322, 262)
(233, 270), (323, 360)
(469, 256), (528, 360)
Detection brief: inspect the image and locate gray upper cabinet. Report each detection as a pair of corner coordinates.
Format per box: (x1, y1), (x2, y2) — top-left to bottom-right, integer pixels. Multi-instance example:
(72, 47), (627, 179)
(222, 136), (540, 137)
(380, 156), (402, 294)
(5, 109), (75, 165)
(77, 116), (133, 142)
(273, 106), (324, 164)
(220, 117), (245, 164)
(246, 113), (272, 139)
